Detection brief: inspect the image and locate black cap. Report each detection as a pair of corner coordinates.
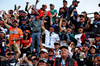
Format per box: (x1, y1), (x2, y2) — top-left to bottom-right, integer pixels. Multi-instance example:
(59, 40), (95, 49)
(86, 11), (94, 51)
(94, 12), (99, 15)
(63, 0), (67, 3)
(34, 14), (39, 16)
(7, 51), (15, 55)
(59, 46), (68, 49)
(73, 0), (80, 3)
(79, 14), (84, 18)
(50, 4), (54, 6)
(82, 11), (87, 14)
(95, 34), (100, 37)
(81, 42), (89, 47)
(54, 42), (60, 45)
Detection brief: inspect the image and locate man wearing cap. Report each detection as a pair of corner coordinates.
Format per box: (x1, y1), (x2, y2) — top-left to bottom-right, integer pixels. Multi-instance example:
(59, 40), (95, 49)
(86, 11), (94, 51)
(19, 19), (30, 32)
(29, 14), (42, 53)
(37, 58), (48, 66)
(70, 10), (90, 33)
(53, 46), (78, 66)
(92, 12), (100, 34)
(54, 42), (61, 58)
(58, 0), (68, 18)
(94, 54), (100, 66)
(4, 18), (23, 53)
(66, 0), (79, 21)
(41, 16), (60, 49)
(39, 49), (48, 60)
(49, 4), (57, 23)
(35, 0), (51, 18)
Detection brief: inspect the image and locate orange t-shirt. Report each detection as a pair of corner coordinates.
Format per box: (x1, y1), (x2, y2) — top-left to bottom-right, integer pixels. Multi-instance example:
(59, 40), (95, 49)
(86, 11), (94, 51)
(8, 26), (23, 45)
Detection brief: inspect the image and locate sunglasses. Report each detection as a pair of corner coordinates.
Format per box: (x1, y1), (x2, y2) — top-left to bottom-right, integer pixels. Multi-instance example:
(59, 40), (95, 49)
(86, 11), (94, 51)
(82, 45), (88, 47)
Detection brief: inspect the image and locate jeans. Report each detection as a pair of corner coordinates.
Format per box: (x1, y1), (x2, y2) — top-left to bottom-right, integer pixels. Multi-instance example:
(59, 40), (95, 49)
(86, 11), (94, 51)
(31, 32), (41, 52)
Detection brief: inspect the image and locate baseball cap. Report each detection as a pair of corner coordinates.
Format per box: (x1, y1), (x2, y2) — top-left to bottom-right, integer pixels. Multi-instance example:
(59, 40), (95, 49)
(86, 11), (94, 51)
(50, 25), (56, 29)
(40, 49), (48, 53)
(73, 0), (80, 3)
(90, 45), (96, 49)
(42, 4), (47, 8)
(0, 31), (6, 34)
(82, 11), (87, 14)
(50, 4), (54, 6)
(39, 58), (47, 63)
(59, 46), (68, 49)
(94, 12), (99, 15)
(6, 49), (11, 53)
(95, 34), (100, 37)
(25, 30), (30, 34)
(34, 14), (39, 16)
(81, 42), (89, 47)
(54, 42), (60, 45)
(79, 14), (84, 18)
(7, 51), (15, 55)
(63, 0), (67, 3)
(48, 48), (54, 52)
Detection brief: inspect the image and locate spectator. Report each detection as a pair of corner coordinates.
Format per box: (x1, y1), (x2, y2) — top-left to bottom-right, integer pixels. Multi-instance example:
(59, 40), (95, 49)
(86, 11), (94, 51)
(58, 0), (68, 18)
(0, 31), (10, 56)
(49, 4), (57, 23)
(54, 42), (61, 58)
(48, 48), (55, 66)
(4, 18), (23, 55)
(20, 30), (32, 54)
(53, 46), (78, 66)
(29, 14), (42, 53)
(41, 16), (60, 49)
(37, 58), (48, 66)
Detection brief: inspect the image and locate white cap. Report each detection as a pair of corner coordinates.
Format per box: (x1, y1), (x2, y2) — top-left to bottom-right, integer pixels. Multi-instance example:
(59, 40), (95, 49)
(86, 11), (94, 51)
(40, 49), (48, 53)
(0, 31), (6, 34)
(42, 43), (45, 47)
(91, 45), (96, 49)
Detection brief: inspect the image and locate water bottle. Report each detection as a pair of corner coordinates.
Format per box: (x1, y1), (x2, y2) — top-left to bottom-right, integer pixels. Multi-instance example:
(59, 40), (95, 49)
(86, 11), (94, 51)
(2, 39), (5, 47)
(13, 38), (15, 43)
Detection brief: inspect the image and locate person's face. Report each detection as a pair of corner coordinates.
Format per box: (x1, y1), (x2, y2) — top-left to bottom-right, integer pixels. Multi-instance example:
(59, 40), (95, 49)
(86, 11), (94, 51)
(63, 2), (67, 7)
(67, 28), (72, 33)
(82, 44), (89, 52)
(48, 50), (54, 56)
(9, 54), (14, 60)
(12, 21), (18, 27)
(35, 16), (39, 20)
(25, 32), (28, 36)
(49, 27), (54, 32)
(42, 6), (47, 9)
(95, 37), (100, 41)
(78, 28), (83, 33)
(50, 6), (54, 10)
(54, 44), (60, 49)
(22, 21), (26, 25)
(19, 12), (23, 16)
(90, 47), (96, 54)
(55, 18), (59, 22)
(0, 33), (5, 38)
(31, 10), (35, 15)
(61, 48), (69, 57)
(79, 17), (85, 22)
(94, 14), (99, 19)
(39, 62), (47, 66)
(0, 20), (3, 25)
(62, 21), (67, 27)
(83, 13), (87, 17)
(40, 52), (48, 58)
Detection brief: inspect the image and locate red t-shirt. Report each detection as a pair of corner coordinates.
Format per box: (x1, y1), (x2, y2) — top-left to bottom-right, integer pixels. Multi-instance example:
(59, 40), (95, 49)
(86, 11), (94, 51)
(38, 9), (51, 18)
(21, 37), (32, 47)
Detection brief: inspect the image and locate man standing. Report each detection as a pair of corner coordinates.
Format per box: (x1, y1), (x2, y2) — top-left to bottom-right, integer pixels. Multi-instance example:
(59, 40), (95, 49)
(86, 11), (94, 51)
(4, 19), (23, 53)
(53, 46), (78, 66)
(58, 0), (68, 18)
(29, 14), (42, 52)
(49, 4), (57, 23)
(41, 16), (60, 49)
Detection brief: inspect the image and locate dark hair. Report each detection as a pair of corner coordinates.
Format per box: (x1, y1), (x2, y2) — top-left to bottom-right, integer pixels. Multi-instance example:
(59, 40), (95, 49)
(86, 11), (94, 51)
(23, 32), (30, 40)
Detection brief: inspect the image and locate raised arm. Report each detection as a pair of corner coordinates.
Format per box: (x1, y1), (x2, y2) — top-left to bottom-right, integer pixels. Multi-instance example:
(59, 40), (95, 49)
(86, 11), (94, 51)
(41, 15), (46, 32)
(4, 18), (9, 29)
(50, 15), (53, 25)
(59, 17), (63, 32)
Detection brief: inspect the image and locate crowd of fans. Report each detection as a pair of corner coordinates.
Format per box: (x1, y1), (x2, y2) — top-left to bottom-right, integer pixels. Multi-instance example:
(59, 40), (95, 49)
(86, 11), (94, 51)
(0, 0), (100, 66)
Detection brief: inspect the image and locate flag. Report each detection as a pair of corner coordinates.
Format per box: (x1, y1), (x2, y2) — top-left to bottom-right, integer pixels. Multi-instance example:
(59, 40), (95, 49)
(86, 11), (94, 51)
(70, 33), (87, 46)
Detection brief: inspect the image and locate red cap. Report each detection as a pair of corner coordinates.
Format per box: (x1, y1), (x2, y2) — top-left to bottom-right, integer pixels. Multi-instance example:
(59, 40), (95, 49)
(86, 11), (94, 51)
(42, 4), (47, 7)
(25, 30), (30, 34)
(6, 49), (11, 53)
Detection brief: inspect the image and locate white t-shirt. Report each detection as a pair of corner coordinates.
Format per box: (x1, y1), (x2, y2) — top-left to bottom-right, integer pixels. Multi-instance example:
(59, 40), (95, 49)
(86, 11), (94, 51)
(44, 30), (60, 49)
